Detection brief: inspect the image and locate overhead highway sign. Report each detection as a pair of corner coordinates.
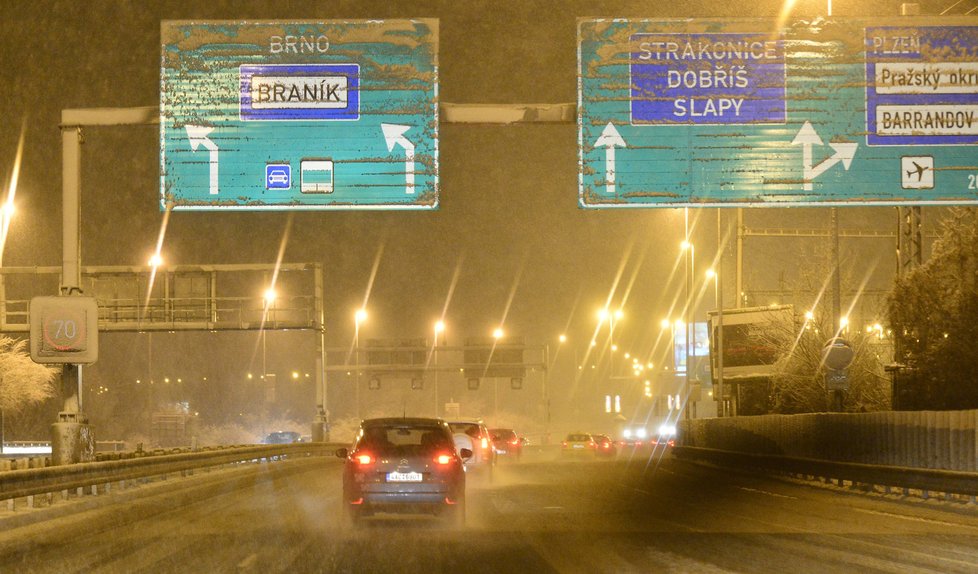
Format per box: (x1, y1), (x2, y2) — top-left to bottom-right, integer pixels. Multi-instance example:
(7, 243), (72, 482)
(578, 18), (978, 208)
(161, 20), (438, 210)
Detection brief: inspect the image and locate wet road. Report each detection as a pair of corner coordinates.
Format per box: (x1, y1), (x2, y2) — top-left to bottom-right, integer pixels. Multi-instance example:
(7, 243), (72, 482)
(3, 449), (978, 573)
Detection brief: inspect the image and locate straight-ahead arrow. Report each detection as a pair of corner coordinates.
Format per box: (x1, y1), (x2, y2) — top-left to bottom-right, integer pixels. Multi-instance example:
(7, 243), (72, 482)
(594, 122), (626, 196)
(382, 123), (416, 194)
(186, 125), (219, 195)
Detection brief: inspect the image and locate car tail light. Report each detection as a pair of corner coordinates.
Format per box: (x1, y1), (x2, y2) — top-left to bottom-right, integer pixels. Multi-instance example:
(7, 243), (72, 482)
(561, 441), (568, 447)
(355, 453), (374, 465)
(481, 437), (489, 450)
(603, 442), (611, 449)
(587, 442), (596, 448)
(510, 438), (519, 445)
(434, 453), (453, 465)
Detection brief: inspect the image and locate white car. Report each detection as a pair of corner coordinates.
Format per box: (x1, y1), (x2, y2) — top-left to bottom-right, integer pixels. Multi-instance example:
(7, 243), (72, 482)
(448, 420), (496, 478)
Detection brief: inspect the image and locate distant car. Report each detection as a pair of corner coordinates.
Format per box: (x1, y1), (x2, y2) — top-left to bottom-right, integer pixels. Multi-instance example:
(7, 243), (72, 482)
(448, 420), (497, 476)
(592, 434), (617, 458)
(263, 431), (301, 444)
(336, 417), (470, 524)
(489, 428), (523, 460)
(561, 432), (597, 458)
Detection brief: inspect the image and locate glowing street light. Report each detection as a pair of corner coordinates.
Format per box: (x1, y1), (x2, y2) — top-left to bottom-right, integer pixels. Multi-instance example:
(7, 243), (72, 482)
(493, 327), (504, 340)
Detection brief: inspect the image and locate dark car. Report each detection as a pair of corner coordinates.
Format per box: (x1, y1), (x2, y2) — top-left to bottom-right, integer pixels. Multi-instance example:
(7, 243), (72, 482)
(263, 430), (301, 444)
(336, 417), (471, 524)
(489, 428), (523, 460)
(592, 434), (617, 458)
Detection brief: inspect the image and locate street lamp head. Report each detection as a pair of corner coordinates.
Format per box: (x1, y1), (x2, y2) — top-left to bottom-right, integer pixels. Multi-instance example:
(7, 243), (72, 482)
(148, 253), (163, 268)
(558, 334), (567, 343)
(706, 268), (716, 279)
(434, 320), (445, 334)
(660, 319), (671, 329)
(680, 240), (692, 251)
(355, 308), (368, 324)
(493, 327), (504, 339)
(263, 287), (277, 305)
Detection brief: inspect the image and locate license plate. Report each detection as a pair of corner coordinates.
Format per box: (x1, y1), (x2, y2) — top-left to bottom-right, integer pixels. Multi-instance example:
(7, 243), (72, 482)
(572, 444), (584, 449)
(387, 471), (423, 482)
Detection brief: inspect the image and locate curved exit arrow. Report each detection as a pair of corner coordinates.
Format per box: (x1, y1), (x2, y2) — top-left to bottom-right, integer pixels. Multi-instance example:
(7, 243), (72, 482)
(382, 123), (416, 194)
(791, 121), (857, 192)
(186, 125), (219, 195)
(594, 122), (626, 195)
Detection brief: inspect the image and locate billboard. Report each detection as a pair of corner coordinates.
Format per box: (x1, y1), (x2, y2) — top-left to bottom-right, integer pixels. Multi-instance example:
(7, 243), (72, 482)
(707, 305), (793, 380)
(578, 18), (978, 208)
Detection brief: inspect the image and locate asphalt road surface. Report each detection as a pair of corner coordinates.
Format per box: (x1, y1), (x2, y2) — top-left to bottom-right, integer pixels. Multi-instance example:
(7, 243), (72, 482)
(3, 449), (978, 573)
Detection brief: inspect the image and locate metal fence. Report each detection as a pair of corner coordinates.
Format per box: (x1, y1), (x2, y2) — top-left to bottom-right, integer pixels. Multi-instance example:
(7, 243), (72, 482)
(680, 410), (978, 472)
(0, 443), (341, 509)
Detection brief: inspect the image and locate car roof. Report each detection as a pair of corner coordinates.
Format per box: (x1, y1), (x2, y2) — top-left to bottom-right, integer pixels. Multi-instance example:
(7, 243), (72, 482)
(361, 417), (449, 427)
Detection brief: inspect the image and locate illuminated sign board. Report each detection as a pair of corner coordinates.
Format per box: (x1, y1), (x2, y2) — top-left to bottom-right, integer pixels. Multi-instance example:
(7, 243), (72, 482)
(161, 20), (438, 210)
(578, 18), (978, 208)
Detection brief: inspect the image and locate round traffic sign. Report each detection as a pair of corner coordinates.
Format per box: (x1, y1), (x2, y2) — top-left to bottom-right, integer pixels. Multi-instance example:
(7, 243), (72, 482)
(821, 338), (854, 371)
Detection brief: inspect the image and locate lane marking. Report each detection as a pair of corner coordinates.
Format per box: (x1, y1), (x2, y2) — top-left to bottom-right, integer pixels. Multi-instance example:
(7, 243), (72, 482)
(854, 507), (978, 531)
(738, 486), (798, 499)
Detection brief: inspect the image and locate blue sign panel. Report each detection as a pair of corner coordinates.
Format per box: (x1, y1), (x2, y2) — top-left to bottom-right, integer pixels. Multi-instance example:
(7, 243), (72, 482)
(579, 18), (978, 208)
(161, 20), (438, 211)
(265, 164), (291, 190)
(630, 33), (786, 125)
(866, 26), (978, 146)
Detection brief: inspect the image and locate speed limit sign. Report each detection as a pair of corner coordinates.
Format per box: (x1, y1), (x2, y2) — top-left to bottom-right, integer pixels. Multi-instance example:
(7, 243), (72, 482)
(29, 296), (100, 364)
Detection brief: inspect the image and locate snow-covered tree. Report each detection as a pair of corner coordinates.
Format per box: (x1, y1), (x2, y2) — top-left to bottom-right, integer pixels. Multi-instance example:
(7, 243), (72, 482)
(888, 207), (978, 409)
(754, 312), (889, 414)
(0, 336), (58, 414)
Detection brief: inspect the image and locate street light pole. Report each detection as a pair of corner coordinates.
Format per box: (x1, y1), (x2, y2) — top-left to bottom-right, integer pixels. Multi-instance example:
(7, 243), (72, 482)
(681, 234), (694, 421)
(434, 320), (445, 418)
(707, 268), (725, 417)
(355, 309), (367, 420)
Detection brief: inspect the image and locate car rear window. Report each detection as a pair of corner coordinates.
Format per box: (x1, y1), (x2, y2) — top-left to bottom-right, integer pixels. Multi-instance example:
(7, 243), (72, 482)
(492, 429), (515, 439)
(566, 434), (591, 442)
(449, 422), (481, 438)
(358, 425), (454, 453)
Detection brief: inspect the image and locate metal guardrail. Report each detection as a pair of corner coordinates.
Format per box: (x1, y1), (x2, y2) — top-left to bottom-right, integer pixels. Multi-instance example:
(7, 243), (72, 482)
(673, 446), (978, 500)
(0, 443), (343, 504)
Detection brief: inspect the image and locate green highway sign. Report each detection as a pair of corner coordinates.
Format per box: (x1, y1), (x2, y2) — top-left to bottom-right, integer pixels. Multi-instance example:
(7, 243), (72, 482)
(578, 18), (978, 208)
(161, 20), (438, 210)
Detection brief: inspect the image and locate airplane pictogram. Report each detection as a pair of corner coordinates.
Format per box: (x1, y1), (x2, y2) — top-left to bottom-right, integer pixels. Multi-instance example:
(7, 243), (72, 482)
(901, 156), (934, 190)
(906, 161), (929, 182)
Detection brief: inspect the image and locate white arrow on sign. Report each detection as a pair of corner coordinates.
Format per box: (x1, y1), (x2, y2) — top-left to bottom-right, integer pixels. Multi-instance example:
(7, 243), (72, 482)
(791, 121), (857, 192)
(594, 122), (626, 195)
(381, 123), (416, 194)
(186, 125), (219, 195)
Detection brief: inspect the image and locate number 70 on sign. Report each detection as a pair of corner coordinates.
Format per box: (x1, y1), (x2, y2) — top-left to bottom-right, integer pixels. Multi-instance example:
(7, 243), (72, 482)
(29, 296), (100, 364)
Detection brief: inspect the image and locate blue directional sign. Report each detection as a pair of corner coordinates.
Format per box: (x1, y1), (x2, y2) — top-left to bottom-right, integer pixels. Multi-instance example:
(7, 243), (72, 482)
(578, 18), (978, 208)
(161, 20), (438, 210)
